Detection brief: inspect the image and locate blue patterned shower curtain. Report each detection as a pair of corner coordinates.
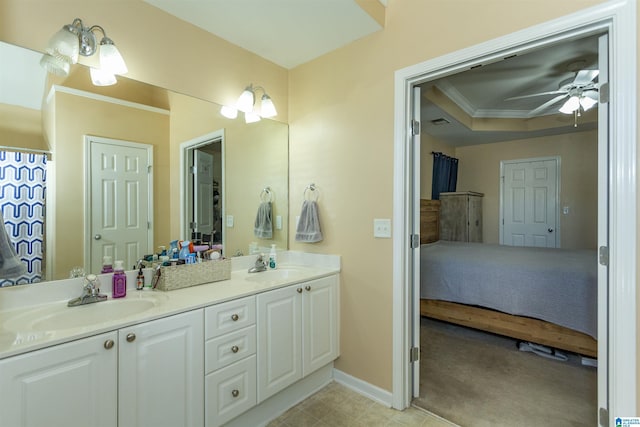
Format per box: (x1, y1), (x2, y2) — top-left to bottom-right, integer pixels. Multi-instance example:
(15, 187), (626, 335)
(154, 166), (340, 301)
(0, 151), (47, 286)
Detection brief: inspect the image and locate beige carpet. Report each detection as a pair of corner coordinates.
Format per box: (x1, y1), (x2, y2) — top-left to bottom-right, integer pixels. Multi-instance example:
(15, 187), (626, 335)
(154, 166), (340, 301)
(414, 317), (597, 427)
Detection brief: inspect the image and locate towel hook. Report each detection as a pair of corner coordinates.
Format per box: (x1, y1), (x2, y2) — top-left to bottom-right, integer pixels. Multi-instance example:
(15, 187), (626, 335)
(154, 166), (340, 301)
(303, 183), (319, 201)
(260, 187), (272, 202)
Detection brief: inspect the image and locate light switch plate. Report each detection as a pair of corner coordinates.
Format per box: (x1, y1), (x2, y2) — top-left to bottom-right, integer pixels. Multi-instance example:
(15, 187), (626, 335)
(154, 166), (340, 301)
(373, 218), (392, 238)
(276, 215), (282, 230)
(226, 215), (234, 227)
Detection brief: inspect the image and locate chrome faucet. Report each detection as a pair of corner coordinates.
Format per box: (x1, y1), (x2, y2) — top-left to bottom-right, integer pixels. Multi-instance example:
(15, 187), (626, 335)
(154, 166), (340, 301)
(248, 254), (268, 273)
(68, 274), (108, 307)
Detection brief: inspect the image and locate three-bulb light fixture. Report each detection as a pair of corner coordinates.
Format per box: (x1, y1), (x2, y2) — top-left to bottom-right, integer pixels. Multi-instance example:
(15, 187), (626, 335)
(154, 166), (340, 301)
(558, 89), (598, 127)
(221, 84), (277, 123)
(40, 18), (127, 86)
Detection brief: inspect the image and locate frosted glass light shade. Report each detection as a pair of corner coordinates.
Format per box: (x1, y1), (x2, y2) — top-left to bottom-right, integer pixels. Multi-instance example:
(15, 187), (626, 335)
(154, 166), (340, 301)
(559, 96), (580, 114)
(245, 111), (261, 123)
(90, 67), (117, 86)
(99, 42), (128, 75)
(579, 95), (597, 111)
(220, 105), (238, 119)
(260, 95), (277, 118)
(236, 88), (255, 113)
(47, 25), (80, 64)
(40, 53), (71, 76)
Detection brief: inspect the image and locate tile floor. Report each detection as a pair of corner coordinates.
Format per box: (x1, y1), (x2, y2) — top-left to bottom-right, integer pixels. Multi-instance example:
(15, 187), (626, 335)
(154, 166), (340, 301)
(267, 381), (456, 427)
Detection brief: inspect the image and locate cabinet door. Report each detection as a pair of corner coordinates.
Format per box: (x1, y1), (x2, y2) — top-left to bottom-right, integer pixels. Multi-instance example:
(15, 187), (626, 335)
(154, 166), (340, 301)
(0, 332), (118, 427)
(302, 276), (339, 376)
(118, 309), (204, 427)
(256, 284), (302, 403)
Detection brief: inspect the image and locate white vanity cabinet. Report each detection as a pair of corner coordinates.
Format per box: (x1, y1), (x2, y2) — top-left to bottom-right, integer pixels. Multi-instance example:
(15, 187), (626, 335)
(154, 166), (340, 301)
(118, 309), (204, 427)
(0, 309), (203, 427)
(204, 296), (257, 427)
(257, 275), (339, 403)
(0, 331), (119, 427)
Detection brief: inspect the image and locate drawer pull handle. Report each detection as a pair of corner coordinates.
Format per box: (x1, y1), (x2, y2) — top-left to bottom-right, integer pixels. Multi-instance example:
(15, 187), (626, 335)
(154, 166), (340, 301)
(126, 333), (136, 343)
(231, 389), (240, 398)
(296, 288), (303, 293)
(231, 314), (239, 321)
(305, 285), (311, 291)
(231, 345), (239, 353)
(104, 339), (115, 350)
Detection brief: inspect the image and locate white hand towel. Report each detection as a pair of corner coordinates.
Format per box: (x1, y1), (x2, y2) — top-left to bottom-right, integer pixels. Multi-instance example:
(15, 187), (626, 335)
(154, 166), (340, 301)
(0, 211), (26, 280)
(253, 201), (273, 239)
(295, 200), (323, 243)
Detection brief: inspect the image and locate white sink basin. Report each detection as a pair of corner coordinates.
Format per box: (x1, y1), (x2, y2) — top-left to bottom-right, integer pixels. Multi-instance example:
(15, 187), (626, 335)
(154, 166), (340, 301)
(244, 267), (306, 283)
(3, 293), (167, 332)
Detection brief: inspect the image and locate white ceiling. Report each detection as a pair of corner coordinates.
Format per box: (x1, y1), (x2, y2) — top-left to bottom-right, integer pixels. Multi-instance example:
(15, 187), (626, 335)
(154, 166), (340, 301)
(142, 0), (385, 69)
(0, 42), (47, 110)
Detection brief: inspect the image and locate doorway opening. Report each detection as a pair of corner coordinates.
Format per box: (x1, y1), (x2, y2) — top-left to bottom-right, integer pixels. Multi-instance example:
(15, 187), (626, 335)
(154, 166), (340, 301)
(180, 130), (225, 252)
(392, 2), (637, 425)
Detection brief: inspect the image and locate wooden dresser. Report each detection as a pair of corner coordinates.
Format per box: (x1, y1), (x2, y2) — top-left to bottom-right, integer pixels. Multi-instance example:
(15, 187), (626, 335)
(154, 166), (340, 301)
(420, 199), (440, 244)
(439, 191), (483, 242)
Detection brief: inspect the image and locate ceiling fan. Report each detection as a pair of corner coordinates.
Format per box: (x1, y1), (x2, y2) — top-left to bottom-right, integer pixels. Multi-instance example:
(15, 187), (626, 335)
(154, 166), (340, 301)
(506, 69), (599, 117)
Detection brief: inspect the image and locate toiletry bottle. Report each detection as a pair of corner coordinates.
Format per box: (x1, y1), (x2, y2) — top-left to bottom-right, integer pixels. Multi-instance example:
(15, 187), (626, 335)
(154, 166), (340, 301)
(101, 255), (113, 273)
(269, 244), (277, 269)
(136, 266), (145, 290)
(179, 240), (191, 260)
(112, 260), (127, 298)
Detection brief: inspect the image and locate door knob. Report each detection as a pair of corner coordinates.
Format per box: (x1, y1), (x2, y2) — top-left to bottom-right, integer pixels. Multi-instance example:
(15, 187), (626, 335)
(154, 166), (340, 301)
(94, 234), (102, 240)
(548, 228), (554, 233)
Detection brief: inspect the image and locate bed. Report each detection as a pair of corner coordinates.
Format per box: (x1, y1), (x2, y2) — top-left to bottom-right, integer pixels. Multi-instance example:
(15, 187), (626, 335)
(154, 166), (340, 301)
(419, 199), (598, 358)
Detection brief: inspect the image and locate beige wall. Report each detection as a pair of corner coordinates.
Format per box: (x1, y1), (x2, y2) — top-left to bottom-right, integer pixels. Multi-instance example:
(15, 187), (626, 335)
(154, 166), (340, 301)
(288, 0), (607, 392)
(50, 91), (169, 279)
(455, 130), (598, 249)
(0, 104), (46, 150)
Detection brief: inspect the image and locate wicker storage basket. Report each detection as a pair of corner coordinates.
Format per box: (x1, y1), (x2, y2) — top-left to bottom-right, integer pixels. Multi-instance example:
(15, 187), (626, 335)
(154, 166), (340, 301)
(155, 258), (231, 291)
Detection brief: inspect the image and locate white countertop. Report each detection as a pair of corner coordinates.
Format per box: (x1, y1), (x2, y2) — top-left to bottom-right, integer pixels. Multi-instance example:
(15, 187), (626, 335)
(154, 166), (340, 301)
(0, 251), (340, 360)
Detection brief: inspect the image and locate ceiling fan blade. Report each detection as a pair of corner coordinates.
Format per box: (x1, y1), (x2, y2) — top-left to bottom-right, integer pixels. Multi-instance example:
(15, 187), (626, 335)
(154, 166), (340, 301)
(505, 90), (566, 101)
(529, 94), (569, 116)
(573, 69), (599, 85)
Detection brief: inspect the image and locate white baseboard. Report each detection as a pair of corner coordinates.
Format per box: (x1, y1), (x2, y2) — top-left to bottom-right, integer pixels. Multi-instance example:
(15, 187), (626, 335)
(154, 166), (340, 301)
(333, 368), (393, 407)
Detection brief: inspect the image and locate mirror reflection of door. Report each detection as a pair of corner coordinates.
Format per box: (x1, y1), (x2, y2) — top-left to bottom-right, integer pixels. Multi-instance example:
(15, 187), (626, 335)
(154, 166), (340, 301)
(87, 136), (153, 274)
(188, 140), (222, 246)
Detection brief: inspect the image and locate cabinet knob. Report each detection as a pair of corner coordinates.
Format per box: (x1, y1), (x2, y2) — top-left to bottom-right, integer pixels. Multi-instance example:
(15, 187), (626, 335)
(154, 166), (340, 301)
(126, 333), (136, 342)
(305, 285), (311, 291)
(231, 313), (239, 321)
(231, 389), (240, 398)
(104, 339), (115, 350)
(296, 288), (303, 293)
(548, 228), (554, 233)
(231, 345), (239, 353)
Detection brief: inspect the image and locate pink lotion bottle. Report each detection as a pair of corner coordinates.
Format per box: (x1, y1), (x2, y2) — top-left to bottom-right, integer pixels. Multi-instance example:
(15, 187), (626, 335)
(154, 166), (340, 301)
(112, 260), (127, 298)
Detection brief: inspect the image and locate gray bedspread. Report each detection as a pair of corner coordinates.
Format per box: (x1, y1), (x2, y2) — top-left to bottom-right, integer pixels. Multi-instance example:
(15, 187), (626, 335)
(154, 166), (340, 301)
(420, 241), (598, 339)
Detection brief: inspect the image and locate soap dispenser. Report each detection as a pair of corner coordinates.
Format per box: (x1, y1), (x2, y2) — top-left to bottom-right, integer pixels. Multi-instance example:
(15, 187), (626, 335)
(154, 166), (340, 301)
(112, 260), (127, 298)
(268, 244), (277, 269)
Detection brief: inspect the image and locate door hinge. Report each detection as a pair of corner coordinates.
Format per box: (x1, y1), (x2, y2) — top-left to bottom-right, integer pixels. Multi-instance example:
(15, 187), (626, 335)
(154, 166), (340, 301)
(410, 347), (420, 362)
(147, 165), (152, 174)
(410, 234), (420, 249)
(190, 166), (197, 174)
(599, 83), (610, 104)
(148, 221), (151, 229)
(190, 221), (197, 229)
(599, 407), (608, 427)
(411, 120), (420, 136)
(599, 246), (609, 266)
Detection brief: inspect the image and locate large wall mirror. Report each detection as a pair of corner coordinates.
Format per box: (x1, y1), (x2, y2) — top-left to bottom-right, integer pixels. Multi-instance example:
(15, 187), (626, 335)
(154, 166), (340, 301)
(0, 41), (289, 284)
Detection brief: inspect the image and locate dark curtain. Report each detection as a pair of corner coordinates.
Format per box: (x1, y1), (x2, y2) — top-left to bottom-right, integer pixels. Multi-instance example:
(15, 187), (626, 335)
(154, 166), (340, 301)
(431, 152), (458, 200)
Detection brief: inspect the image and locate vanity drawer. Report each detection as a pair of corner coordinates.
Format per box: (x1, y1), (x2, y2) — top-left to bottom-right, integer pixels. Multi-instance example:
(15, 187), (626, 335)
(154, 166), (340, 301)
(205, 296), (256, 339)
(205, 325), (256, 373)
(205, 355), (257, 427)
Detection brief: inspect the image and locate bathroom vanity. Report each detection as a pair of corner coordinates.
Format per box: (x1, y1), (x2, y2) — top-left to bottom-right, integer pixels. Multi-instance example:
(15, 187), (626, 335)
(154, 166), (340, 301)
(0, 252), (340, 427)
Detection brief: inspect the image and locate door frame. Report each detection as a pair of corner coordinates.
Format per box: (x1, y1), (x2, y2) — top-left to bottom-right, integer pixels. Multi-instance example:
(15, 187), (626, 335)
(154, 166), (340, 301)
(84, 135), (154, 275)
(179, 129), (225, 243)
(499, 156), (561, 248)
(392, 0), (636, 422)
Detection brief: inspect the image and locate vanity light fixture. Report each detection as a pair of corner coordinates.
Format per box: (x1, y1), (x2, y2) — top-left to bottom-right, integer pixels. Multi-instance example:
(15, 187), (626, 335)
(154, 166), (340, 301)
(39, 18), (127, 86)
(220, 83), (278, 123)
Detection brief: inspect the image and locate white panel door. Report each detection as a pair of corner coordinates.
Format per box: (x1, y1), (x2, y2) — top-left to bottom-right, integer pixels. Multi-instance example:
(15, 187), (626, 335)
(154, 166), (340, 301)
(502, 158), (558, 247)
(302, 275), (339, 376)
(194, 149), (214, 236)
(118, 309), (204, 427)
(0, 332), (118, 427)
(89, 137), (152, 273)
(256, 284), (302, 403)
